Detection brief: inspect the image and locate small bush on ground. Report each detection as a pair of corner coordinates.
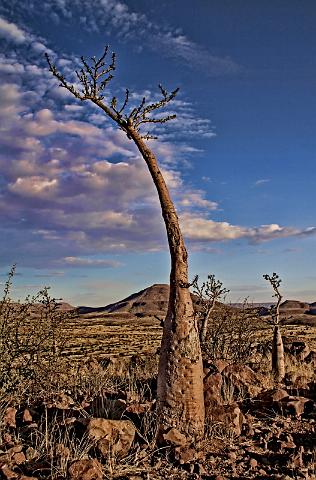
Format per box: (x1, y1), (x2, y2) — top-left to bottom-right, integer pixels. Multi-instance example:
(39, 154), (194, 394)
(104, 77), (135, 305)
(0, 266), (76, 399)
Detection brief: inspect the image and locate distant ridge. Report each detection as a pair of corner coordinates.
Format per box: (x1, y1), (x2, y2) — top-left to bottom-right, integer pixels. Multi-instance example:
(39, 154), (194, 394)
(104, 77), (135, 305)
(78, 283), (201, 318)
(78, 284), (170, 317)
(77, 285), (316, 318)
(280, 300), (311, 314)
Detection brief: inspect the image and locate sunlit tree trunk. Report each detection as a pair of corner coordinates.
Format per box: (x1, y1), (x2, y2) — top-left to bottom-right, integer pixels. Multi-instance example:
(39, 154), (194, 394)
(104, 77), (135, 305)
(272, 324), (285, 382)
(130, 128), (205, 443)
(263, 273), (285, 383)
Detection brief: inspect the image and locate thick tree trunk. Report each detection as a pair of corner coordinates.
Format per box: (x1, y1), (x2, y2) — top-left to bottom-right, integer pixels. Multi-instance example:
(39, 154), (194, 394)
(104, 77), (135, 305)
(130, 128), (205, 443)
(272, 324), (285, 382)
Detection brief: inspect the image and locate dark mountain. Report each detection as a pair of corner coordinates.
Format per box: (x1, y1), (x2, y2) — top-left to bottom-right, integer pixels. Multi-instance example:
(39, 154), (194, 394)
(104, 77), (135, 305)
(78, 283), (202, 318)
(280, 300), (310, 314)
(78, 284), (170, 317)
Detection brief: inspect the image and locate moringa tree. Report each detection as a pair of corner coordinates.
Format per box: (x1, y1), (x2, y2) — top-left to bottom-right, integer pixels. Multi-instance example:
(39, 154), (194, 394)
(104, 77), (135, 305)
(192, 274), (229, 344)
(263, 272), (285, 382)
(46, 47), (205, 443)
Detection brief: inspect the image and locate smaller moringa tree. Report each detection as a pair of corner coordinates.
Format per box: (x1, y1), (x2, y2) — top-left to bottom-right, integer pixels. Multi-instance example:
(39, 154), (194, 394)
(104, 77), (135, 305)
(192, 274), (229, 344)
(263, 272), (285, 382)
(46, 47), (205, 443)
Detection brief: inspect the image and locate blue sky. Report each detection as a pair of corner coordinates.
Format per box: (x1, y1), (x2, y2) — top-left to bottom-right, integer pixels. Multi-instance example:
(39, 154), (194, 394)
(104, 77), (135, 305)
(0, 0), (315, 305)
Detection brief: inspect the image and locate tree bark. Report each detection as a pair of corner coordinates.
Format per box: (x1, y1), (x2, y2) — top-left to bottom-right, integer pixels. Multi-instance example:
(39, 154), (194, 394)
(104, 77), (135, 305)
(272, 324), (285, 382)
(200, 301), (215, 344)
(129, 128), (205, 443)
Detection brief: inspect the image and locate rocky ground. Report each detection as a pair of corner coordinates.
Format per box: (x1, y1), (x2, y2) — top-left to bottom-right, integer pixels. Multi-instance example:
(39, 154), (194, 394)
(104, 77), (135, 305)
(2, 284), (316, 479)
(1, 336), (316, 479)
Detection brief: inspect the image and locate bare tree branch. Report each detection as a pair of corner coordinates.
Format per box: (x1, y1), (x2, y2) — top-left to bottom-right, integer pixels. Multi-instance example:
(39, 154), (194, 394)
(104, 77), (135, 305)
(45, 47), (179, 139)
(263, 272), (282, 326)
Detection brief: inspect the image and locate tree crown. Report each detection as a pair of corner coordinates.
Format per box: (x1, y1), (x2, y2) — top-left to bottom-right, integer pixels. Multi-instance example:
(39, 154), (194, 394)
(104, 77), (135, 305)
(46, 46), (179, 140)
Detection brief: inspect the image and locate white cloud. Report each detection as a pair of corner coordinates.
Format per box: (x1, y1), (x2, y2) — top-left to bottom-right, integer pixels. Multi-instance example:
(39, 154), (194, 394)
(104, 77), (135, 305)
(180, 212), (316, 244)
(0, 16), (27, 43)
(9, 176), (58, 198)
(0, 2), (241, 76)
(179, 192), (218, 210)
(254, 178), (270, 186)
(63, 256), (121, 267)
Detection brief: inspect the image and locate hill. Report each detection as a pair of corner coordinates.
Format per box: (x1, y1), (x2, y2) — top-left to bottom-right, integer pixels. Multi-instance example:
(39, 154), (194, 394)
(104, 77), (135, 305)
(280, 299), (310, 314)
(78, 283), (204, 318)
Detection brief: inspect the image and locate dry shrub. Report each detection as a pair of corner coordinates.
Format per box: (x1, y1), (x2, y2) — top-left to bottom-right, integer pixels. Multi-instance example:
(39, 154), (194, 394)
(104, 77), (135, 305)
(25, 411), (95, 479)
(284, 356), (315, 390)
(202, 301), (258, 363)
(0, 266), (76, 399)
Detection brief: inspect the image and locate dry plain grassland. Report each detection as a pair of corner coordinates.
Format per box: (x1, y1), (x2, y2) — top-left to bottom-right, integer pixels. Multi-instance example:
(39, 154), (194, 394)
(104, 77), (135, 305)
(61, 313), (162, 360)
(59, 310), (316, 361)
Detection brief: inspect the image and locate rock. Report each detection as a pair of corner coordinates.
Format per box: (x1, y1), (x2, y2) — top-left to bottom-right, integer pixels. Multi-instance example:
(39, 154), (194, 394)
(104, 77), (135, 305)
(162, 428), (187, 447)
(25, 447), (39, 461)
(2, 433), (13, 445)
(222, 364), (262, 397)
(256, 388), (289, 405)
(0, 445), (26, 468)
(278, 396), (314, 417)
(84, 418), (135, 457)
(68, 459), (103, 480)
(22, 409), (33, 423)
(1, 466), (18, 479)
(228, 452), (237, 461)
(4, 408), (17, 428)
(214, 359), (229, 373)
(13, 451), (26, 465)
(175, 445), (205, 463)
(126, 402), (152, 414)
(19, 477), (38, 480)
(206, 403), (244, 436)
(288, 341), (310, 360)
(304, 351), (316, 366)
(19, 476), (38, 480)
(204, 372), (223, 408)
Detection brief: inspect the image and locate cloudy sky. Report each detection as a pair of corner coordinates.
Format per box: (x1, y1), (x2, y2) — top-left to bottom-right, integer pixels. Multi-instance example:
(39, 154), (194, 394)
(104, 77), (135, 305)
(0, 0), (315, 305)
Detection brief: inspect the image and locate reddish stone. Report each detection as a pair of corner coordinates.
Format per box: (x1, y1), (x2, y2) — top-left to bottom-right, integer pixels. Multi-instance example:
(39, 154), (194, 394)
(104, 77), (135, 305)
(13, 451), (26, 464)
(163, 428), (187, 447)
(204, 372), (223, 408)
(206, 403), (244, 436)
(3, 408), (17, 428)
(278, 396), (313, 417)
(68, 459), (102, 480)
(1, 465), (18, 479)
(22, 409), (33, 423)
(85, 418), (135, 457)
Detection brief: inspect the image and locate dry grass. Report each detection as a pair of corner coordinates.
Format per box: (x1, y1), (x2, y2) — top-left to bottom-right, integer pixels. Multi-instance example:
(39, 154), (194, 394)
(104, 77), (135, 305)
(62, 315), (162, 361)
